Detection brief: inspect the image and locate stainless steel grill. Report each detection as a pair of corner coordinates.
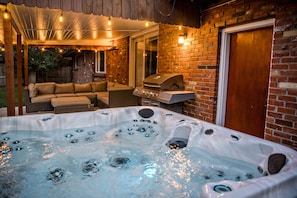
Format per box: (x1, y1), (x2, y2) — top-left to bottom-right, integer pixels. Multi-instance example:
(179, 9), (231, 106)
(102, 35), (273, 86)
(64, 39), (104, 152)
(133, 73), (195, 113)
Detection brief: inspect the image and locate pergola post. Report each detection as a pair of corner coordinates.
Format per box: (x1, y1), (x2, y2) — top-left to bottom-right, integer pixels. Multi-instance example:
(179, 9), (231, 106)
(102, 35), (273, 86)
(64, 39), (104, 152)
(17, 34), (23, 115)
(3, 10), (15, 116)
(24, 43), (28, 86)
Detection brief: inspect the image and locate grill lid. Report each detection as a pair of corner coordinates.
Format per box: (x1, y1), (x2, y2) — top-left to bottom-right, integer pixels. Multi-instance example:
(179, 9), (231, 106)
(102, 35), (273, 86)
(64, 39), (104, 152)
(143, 73), (184, 91)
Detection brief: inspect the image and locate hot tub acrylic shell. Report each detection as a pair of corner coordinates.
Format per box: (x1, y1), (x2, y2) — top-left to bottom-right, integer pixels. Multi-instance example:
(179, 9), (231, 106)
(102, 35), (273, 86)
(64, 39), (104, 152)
(0, 106), (297, 198)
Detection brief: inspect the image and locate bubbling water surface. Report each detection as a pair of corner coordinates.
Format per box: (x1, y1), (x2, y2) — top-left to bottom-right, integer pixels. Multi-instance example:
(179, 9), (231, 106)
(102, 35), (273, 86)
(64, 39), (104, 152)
(0, 119), (263, 198)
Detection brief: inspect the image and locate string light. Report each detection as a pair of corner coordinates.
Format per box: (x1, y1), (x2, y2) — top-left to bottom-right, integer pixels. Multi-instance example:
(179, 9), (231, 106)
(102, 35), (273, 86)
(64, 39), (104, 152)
(59, 13), (64, 22)
(145, 22), (149, 27)
(107, 17), (111, 26)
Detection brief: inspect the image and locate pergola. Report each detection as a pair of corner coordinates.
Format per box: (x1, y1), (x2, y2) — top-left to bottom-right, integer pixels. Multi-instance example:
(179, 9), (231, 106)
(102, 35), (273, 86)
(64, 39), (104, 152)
(0, 0), (215, 116)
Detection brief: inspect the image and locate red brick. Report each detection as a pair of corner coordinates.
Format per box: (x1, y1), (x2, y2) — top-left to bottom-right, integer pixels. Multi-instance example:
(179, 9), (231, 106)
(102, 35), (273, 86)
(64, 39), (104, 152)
(274, 131), (291, 139)
(278, 95), (296, 102)
(265, 134), (281, 143)
(270, 76), (288, 82)
(266, 116), (275, 123)
(283, 127), (297, 134)
(281, 58), (297, 64)
(265, 128), (273, 135)
(285, 102), (297, 109)
(285, 114), (297, 121)
(267, 105), (276, 111)
(282, 139), (297, 150)
(268, 99), (284, 106)
(274, 37), (291, 45)
(266, 123), (282, 130)
(288, 89), (297, 95)
(273, 51), (290, 57)
(267, 111), (283, 118)
(280, 70), (297, 78)
(275, 119), (293, 127)
(277, 107), (296, 115)
(269, 88), (287, 95)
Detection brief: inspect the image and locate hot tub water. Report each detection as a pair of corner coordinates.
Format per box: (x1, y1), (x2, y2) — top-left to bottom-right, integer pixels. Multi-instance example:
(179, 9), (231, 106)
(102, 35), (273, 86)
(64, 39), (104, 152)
(1, 126), (262, 197)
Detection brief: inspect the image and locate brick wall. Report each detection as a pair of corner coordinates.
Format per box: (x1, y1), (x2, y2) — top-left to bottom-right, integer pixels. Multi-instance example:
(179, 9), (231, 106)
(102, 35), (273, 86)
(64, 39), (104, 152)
(73, 38), (129, 85)
(158, 0), (297, 150)
(265, 2), (297, 150)
(158, 25), (219, 122)
(73, 51), (94, 83)
(106, 37), (129, 85)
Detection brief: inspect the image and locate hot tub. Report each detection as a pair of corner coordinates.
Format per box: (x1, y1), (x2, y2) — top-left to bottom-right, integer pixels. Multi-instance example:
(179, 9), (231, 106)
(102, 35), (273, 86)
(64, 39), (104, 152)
(0, 106), (297, 197)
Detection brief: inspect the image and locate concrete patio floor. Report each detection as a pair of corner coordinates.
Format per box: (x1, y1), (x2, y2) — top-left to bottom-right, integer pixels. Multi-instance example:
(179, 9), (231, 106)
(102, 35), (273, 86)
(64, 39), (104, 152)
(0, 106), (100, 117)
(0, 106), (52, 117)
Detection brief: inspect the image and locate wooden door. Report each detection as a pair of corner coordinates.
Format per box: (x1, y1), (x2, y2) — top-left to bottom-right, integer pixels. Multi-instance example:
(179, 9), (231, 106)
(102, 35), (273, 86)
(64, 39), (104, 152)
(225, 27), (273, 138)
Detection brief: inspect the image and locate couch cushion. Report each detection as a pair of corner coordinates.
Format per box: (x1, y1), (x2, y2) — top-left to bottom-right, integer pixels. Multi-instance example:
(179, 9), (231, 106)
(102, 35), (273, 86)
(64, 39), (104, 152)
(55, 93), (77, 98)
(76, 92), (96, 99)
(31, 94), (56, 103)
(96, 92), (109, 105)
(92, 81), (107, 92)
(55, 83), (74, 94)
(28, 83), (38, 98)
(75, 83), (92, 93)
(51, 96), (90, 107)
(35, 82), (55, 95)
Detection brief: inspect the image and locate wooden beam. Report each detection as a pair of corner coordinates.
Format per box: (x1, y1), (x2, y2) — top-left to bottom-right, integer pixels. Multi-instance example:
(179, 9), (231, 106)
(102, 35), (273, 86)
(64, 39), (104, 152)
(3, 11), (15, 116)
(17, 34), (23, 115)
(24, 43), (29, 86)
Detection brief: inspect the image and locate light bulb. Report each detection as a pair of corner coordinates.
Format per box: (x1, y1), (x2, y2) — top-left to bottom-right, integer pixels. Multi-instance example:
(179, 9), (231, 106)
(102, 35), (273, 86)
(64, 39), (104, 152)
(178, 35), (185, 44)
(59, 14), (63, 22)
(3, 9), (9, 19)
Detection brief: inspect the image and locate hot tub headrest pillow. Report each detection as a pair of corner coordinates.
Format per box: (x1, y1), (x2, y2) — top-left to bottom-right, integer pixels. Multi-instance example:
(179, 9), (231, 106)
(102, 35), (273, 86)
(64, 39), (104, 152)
(138, 108), (154, 119)
(268, 153), (287, 175)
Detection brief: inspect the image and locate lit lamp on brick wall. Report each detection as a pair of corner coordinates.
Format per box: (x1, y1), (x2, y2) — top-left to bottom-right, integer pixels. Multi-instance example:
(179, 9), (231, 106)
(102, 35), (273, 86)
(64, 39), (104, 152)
(178, 34), (187, 44)
(3, 8), (9, 19)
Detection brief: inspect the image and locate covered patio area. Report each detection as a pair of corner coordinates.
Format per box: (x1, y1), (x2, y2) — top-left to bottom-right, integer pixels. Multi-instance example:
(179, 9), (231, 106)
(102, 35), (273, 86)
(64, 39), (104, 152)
(0, 0), (205, 116)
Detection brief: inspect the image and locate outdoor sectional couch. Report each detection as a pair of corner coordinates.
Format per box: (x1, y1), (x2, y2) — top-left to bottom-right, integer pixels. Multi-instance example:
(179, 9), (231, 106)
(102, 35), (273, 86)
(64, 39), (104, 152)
(25, 81), (139, 113)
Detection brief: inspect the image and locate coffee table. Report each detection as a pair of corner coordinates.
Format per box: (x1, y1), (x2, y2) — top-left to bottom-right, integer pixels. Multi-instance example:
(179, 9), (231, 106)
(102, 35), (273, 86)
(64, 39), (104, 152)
(51, 96), (94, 114)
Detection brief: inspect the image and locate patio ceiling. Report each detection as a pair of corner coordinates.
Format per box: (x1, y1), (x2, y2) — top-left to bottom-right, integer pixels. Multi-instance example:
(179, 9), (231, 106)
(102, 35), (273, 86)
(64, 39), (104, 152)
(0, 3), (156, 47)
(0, 0), (232, 48)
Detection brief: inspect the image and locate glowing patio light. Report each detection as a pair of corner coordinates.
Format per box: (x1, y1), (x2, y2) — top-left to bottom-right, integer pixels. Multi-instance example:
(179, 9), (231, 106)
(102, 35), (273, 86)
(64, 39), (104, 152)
(107, 17), (111, 26)
(59, 13), (64, 23)
(3, 8), (9, 19)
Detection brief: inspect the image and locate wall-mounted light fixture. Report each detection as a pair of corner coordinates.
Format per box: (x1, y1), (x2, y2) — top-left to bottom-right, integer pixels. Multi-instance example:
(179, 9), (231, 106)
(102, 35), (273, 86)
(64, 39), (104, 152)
(178, 34), (187, 44)
(3, 8), (9, 19)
